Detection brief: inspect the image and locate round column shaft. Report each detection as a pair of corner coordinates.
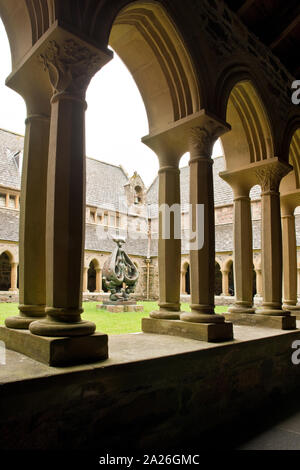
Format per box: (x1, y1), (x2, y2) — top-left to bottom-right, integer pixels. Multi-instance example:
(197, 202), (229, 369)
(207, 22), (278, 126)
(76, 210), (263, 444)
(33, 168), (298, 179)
(221, 270), (230, 296)
(5, 114), (49, 329)
(9, 262), (18, 291)
(256, 162), (291, 316)
(228, 189), (254, 314)
(150, 165), (181, 319)
(181, 127), (224, 324)
(30, 92), (95, 336)
(282, 206), (299, 311)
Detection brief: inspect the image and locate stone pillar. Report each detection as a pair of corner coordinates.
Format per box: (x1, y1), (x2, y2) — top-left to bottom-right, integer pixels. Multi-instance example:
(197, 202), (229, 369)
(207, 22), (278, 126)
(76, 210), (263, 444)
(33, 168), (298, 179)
(9, 263), (18, 291)
(30, 38), (111, 337)
(228, 186), (255, 313)
(181, 270), (186, 295)
(150, 164), (181, 319)
(256, 161), (291, 316)
(221, 270), (230, 296)
(255, 268), (263, 296)
(83, 267), (88, 293)
(5, 114), (50, 328)
(181, 126), (225, 324)
(298, 268), (300, 298)
(96, 268), (102, 292)
(281, 203), (299, 312)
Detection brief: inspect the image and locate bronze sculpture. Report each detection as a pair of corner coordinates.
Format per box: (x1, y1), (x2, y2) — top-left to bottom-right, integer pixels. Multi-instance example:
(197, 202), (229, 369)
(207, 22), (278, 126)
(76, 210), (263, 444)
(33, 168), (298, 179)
(102, 237), (139, 302)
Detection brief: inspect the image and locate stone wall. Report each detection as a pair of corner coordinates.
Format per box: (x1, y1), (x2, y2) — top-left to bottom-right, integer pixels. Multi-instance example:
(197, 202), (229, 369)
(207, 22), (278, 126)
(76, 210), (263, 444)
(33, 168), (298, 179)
(1, 329), (300, 450)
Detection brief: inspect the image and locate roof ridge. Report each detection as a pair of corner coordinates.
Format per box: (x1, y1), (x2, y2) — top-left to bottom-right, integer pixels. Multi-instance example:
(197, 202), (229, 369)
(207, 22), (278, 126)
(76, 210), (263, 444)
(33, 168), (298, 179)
(0, 128), (24, 138)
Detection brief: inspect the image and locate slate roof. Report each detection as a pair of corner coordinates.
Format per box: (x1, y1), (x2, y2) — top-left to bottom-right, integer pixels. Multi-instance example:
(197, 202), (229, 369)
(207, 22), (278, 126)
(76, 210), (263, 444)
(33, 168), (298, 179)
(0, 209), (19, 242)
(147, 156), (261, 211)
(86, 157), (129, 211)
(0, 128), (264, 257)
(0, 129), (23, 189)
(85, 225), (149, 257)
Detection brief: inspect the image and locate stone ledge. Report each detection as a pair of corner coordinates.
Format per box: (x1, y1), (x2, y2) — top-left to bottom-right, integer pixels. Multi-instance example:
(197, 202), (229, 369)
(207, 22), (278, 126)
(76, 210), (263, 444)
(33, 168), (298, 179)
(224, 312), (297, 330)
(142, 317), (233, 342)
(97, 304), (144, 313)
(0, 326), (108, 366)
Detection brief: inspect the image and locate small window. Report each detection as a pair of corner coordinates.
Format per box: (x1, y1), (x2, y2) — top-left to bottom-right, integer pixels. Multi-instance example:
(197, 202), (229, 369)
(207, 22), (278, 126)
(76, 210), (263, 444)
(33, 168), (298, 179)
(104, 212), (108, 225)
(90, 210), (96, 223)
(0, 194), (6, 207)
(9, 195), (16, 209)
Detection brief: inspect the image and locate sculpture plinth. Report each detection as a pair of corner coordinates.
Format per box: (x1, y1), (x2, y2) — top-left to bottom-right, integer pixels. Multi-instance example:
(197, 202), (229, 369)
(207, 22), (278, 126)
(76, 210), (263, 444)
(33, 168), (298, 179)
(96, 238), (144, 313)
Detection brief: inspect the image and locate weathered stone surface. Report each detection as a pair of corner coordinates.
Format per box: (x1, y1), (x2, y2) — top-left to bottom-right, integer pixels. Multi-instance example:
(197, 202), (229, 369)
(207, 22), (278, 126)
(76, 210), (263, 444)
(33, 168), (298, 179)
(0, 326), (108, 366)
(224, 312), (297, 330)
(1, 327), (300, 450)
(142, 317), (233, 342)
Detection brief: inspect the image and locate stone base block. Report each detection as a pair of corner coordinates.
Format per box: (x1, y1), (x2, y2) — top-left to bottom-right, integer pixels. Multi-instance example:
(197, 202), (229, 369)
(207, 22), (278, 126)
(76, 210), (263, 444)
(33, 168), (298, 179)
(142, 317), (233, 342)
(97, 304), (144, 313)
(0, 326), (108, 366)
(224, 312), (297, 330)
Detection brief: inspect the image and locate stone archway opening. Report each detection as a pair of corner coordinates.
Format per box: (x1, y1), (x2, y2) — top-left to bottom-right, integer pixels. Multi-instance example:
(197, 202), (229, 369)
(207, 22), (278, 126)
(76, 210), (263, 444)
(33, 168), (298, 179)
(0, 252), (11, 291)
(221, 80), (274, 171)
(88, 260), (97, 293)
(185, 264), (190, 295)
(228, 261), (234, 296)
(109, 2), (200, 135)
(215, 262), (222, 296)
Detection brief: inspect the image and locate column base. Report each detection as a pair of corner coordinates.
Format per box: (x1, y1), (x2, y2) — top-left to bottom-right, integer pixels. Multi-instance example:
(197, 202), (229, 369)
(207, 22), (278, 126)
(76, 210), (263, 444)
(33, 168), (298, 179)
(142, 317), (233, 342)
(224, 311), (296, 330)
(5, 315), (43, 329)
(283, 305), (300, 318)
(180, 311), (225, 324)
(5, 304), (46, 330)
(228, 305), (255, 314)
(0, 326), (108, 366)
(150, 310), (181, 320)
(29, 318), (96, 337)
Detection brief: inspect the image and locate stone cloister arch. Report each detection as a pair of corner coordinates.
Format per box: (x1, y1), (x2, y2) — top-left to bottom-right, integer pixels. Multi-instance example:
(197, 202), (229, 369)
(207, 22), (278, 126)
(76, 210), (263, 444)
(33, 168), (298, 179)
(0, 0), (299, 364)
(220, 77), (295, 323)
(280, 128), (300, 315)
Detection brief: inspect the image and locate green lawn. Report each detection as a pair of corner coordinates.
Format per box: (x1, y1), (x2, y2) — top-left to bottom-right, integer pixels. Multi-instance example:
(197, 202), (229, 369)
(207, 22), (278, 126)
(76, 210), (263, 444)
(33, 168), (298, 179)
(0, 302), (229, 335)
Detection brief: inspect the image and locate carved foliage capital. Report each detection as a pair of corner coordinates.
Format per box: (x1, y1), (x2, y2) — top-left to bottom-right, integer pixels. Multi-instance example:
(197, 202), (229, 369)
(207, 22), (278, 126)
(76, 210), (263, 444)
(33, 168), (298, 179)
(255, 162), (290, 193)
(39, 39), (104, 96)
(189, 125), (223, 158)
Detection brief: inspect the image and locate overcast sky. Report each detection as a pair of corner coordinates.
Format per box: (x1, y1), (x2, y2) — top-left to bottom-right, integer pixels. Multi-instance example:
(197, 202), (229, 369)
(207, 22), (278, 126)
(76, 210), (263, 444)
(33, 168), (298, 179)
(0, 19), (223, 187)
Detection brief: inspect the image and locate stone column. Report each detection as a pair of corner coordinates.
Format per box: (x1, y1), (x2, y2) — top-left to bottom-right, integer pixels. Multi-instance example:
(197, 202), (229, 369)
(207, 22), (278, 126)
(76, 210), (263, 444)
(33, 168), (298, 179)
(150, 163), (181, 319)
(256, 161), (291, 316)
(96, 268), (102, 292)
(298, 268), (300, 298)
(181, 270), (186, 295)
(281, 203), (299, 312)
(9, 263), (18, 291)
(5, 114), (50, 328)
(30, 38), (111, 337)
(255, 268), (263, 296)
(181, 126), (225, 324)
(83, 267), (88, 293)
(228, 186), (255, 313)
(221, 270), (230, 296)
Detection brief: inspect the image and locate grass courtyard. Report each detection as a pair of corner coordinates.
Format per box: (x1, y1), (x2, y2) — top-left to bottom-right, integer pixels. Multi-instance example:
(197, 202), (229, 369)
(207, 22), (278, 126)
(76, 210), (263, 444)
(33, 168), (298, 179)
(0, 302), (229, 335)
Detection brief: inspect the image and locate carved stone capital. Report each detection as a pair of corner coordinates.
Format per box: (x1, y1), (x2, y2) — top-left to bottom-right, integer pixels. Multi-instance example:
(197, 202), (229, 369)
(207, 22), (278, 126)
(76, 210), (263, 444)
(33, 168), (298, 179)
(39, 39), (105, 97)
(189, 125), (224, 159)
(255, 161), (291, 193)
